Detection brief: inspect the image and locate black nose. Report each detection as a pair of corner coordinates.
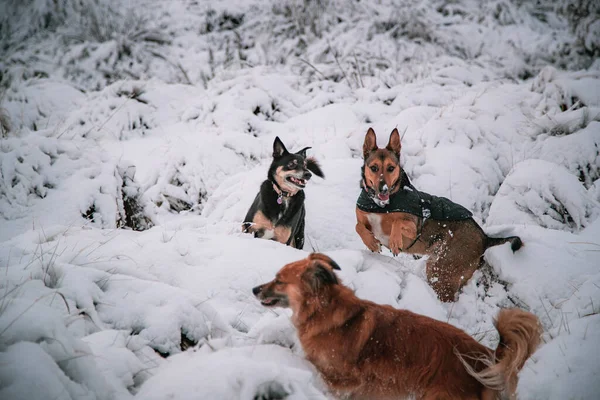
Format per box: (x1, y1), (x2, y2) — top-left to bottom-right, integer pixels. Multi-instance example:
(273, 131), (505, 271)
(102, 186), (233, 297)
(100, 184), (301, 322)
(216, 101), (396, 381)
(303, 171), (312, 180)
(379, 181), (389, 193)
(252, 285), (262, 296)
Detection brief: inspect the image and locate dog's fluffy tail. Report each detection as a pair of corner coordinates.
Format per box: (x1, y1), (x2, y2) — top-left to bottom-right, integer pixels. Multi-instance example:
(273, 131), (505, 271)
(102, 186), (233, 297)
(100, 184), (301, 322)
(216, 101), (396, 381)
(459, 308), (542, 398)
(485, 235), (523, 252)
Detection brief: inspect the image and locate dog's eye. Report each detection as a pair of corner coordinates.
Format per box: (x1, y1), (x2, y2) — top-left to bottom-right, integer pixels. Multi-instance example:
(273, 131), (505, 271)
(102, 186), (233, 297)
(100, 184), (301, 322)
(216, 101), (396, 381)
(387, 166), (395, 172)
(275, 279), (284, 285)
(287, 160), (297, 169)
(370, 165), (378, 173)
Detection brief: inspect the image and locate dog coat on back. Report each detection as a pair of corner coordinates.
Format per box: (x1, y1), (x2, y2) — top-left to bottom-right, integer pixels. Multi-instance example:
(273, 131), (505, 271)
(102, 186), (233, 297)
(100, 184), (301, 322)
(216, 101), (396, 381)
(356, 172), (473, 221)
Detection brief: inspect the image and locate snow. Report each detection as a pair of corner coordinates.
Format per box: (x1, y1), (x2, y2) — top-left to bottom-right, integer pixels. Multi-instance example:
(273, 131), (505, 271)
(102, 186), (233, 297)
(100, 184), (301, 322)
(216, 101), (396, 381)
(137, 345), (326, 400)
(1, 0), (599, 399)
(488, 159), (600, 231)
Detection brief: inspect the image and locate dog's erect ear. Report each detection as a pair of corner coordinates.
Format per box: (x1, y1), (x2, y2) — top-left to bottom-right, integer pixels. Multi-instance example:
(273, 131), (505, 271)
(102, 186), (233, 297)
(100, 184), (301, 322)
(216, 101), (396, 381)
(273, 137), (289, 158)
(308, 253), (341, 270)
(386, 128), (401, 157)
(296, 146), (311, 158)
(363, 128), (378, 159)
(303, 261), (339, 292)
(306, 158), (324, 178)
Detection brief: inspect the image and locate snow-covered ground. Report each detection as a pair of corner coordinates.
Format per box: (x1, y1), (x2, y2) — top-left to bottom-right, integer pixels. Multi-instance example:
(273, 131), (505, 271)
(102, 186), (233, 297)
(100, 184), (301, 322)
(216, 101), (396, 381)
(1, 1), (599, 399)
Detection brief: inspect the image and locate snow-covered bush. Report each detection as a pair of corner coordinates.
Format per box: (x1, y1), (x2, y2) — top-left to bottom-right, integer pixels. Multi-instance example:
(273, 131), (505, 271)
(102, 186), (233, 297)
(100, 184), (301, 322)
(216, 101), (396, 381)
(488, 159), (599, 231)
(558, 0), (600, 57)
(2, 0), (597, 99)
(0, 0), (71, 46)
(0, 105), (10, 138)
(0, 135), (154, 233)
(1, 1), (600, 399)
(58, 1), (174, 90)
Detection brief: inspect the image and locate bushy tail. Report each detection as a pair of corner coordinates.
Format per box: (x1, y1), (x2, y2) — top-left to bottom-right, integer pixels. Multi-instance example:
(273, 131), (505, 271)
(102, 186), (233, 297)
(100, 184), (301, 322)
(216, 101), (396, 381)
(485, 235), (523, 252)
(461, 309), (542, 398)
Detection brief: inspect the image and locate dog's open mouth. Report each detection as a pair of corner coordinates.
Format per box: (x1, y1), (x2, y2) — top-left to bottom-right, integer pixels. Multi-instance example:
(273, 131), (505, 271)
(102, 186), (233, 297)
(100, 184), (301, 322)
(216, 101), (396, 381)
(260, 296), (290, 308)
(260, 298), (280, 306)
(286, 176), (307, 188)
(258, 293), (289, 307)
(378, 193), (390, 202)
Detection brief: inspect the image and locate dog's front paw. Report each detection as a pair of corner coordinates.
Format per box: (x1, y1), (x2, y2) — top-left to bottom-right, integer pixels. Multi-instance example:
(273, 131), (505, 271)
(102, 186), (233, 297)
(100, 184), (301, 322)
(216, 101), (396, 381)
(364, 234), (382, 253)
(356, 223), (381, 253)
(242, 222), (254, 233)
(242, 222), (265, 238)
(388, 236), (404, 256)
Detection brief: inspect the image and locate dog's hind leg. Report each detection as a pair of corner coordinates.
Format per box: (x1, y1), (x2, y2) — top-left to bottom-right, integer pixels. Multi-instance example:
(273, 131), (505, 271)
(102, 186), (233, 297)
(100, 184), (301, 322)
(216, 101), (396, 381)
(425, 220), (488, 301)
(426, 256), (461, 302)
(426, 240), (482, 302)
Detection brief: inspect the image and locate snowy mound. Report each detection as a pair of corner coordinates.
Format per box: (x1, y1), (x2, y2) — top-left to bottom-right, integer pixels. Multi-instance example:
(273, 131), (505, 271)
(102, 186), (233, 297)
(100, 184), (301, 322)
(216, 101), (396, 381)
(488, 159), (599, 231)
(1, 1), (599, 399)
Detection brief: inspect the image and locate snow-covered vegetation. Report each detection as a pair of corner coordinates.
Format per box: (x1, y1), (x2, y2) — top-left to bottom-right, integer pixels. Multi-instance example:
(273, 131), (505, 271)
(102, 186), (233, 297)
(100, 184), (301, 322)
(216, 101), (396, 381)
(1, 0), (599, 398)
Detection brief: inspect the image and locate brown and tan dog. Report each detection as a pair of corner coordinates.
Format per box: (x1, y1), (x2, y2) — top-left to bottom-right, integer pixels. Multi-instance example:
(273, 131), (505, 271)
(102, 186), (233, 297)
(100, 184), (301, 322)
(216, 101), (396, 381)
(253, 253), (542, 400)
(356, 128), (522, 301)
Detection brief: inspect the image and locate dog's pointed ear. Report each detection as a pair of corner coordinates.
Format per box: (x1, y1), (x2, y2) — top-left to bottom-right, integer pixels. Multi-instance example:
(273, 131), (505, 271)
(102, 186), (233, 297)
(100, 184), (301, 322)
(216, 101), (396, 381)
(303, 261), (339, 292)
(306, 158), (324, 178)
(308, 253), (341, 270)
(273, 137), (289, 158)
(296, 146), (311, 158)
(363, 128), (378, 159)
(386, 128), (401, 157)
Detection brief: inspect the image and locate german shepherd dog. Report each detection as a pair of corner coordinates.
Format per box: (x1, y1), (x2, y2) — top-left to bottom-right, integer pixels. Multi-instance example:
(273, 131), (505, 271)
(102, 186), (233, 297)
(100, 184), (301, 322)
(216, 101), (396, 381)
(253, 253), (541, 400)
(243, 137), (323, 249)
(356, 128), (522, 302)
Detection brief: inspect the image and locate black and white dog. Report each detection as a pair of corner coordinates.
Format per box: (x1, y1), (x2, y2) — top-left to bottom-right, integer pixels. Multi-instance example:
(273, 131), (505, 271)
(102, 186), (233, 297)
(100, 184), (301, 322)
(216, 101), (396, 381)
(242, 137), (324, 249)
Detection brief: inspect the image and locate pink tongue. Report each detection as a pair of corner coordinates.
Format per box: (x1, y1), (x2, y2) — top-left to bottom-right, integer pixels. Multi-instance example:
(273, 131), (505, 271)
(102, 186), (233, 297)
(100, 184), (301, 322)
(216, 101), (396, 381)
(378, 193), (389, 201)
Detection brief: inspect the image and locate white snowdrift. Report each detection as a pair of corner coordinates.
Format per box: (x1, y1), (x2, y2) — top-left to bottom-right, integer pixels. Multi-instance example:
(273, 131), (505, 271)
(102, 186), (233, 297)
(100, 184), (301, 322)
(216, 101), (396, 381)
(1, 1), (600, 399)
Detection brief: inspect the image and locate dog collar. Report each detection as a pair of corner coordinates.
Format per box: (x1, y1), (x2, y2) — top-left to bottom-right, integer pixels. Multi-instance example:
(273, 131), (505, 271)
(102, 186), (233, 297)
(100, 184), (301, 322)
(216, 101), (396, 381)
(271, 181), (293, 204)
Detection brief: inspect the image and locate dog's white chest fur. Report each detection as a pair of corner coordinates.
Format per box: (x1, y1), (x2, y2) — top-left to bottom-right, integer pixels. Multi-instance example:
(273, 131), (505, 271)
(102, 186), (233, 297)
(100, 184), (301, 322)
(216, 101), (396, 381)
(367, 214), (389, 247)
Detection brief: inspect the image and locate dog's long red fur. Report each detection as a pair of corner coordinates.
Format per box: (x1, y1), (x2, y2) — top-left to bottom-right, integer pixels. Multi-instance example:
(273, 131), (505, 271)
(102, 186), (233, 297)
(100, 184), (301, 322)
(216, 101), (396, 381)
(253, 253), (542, 400)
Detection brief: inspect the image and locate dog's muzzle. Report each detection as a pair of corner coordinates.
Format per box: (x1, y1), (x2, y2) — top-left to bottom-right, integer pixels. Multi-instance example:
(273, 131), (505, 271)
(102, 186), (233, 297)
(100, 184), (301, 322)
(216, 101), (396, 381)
(378, 183), (390, 202)
(252, 285), (263, 296)
(252, 283), (288, 307)
(286, 170), (311, 188)
(364, 179), (390, 207)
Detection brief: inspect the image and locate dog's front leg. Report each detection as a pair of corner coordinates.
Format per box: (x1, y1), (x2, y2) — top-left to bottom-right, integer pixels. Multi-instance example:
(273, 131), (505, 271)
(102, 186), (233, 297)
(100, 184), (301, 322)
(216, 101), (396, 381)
(389, 218), (418, 256)
(356, 222), (381, 253)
